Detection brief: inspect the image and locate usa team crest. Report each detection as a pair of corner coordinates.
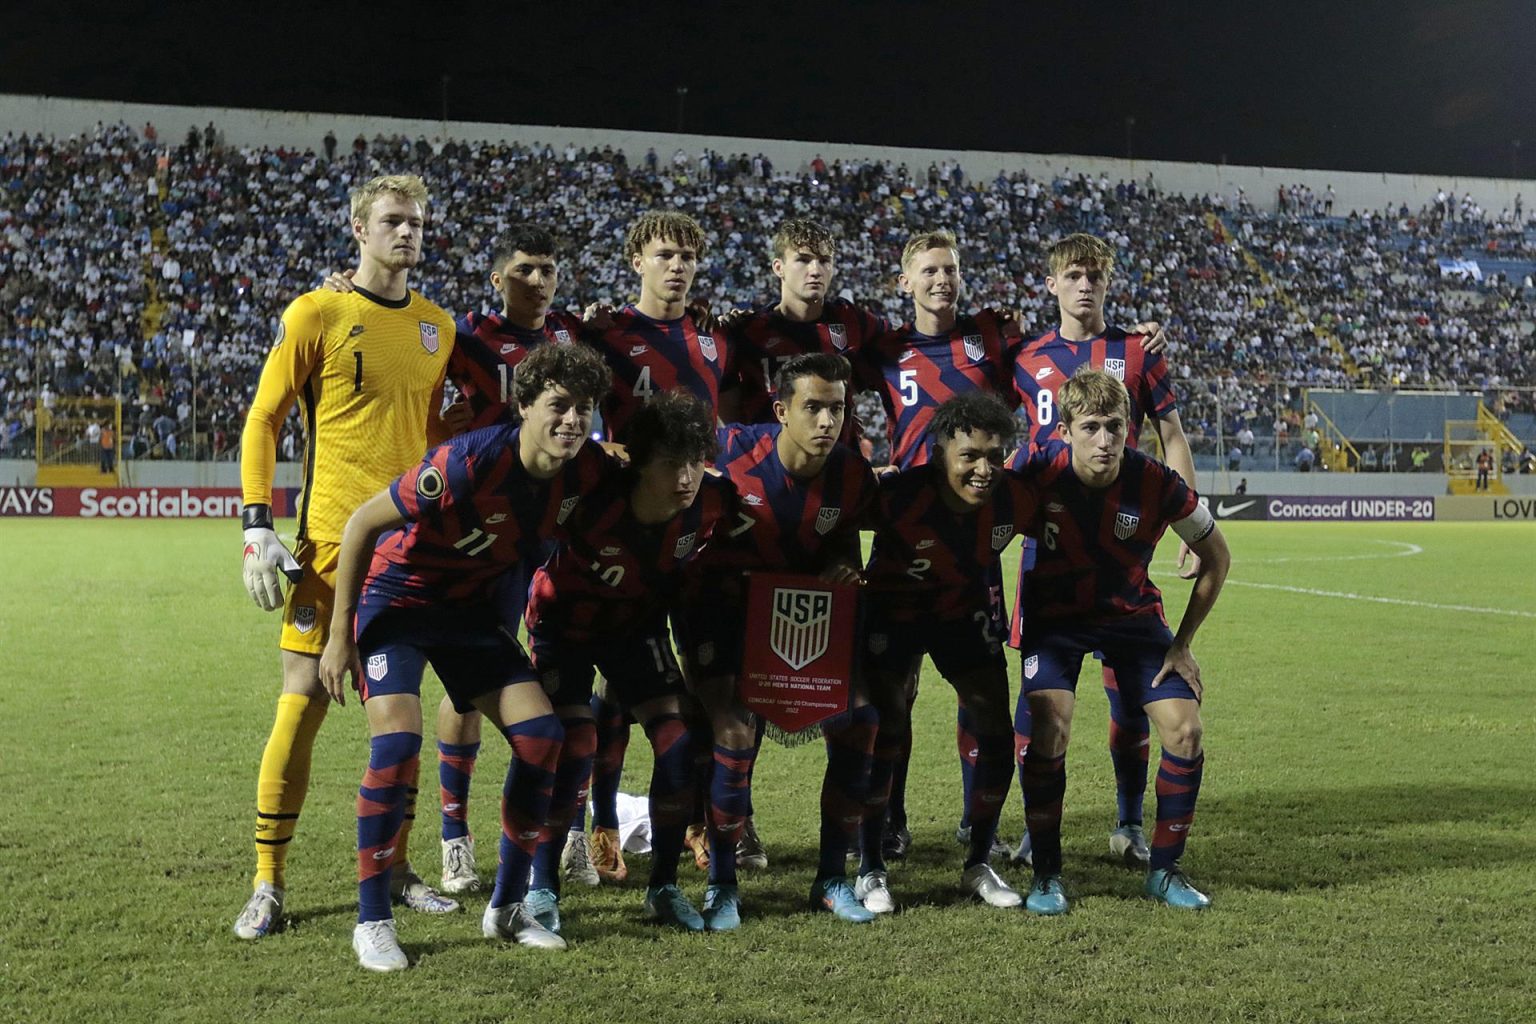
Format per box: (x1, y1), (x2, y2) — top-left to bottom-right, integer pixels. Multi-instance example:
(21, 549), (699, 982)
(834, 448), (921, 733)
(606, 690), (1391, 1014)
(557, 495), (580, 524)
(827, 324), (848, 351)
(990, 524), (1015, 551)
(1103, 357), (1126, 380)
(419, 321), (440, 354)
(293, 605), (316, 634)
(769, 587), (833, 671)
(963, 334), (985, 361)
(673, 531), (697, 559)
(814, 507), (841, 535)
(553, 329), (573, 344)
(367, 654), (388, 681)
(1114, 511), (1140, 539)
(1024, 654), (1038, 679)
(699, 334), (718, 361)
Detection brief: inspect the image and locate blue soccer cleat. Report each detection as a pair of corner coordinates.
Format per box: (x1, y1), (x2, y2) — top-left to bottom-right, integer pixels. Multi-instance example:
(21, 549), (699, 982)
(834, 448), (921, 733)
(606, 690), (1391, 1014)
(524, 887), (562, 934)
(645, 884), (707, 932)
(702, 883), (742, 932)
(1025, 874), (1070, 916)
(1146, 867), (1211, 910)
(810, 877), (876, 923)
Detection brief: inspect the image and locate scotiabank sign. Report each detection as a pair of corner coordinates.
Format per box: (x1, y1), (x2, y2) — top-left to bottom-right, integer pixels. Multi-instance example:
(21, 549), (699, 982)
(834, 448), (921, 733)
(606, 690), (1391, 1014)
(1265, 496), (1435, 521)
(0, 486), (299, 518)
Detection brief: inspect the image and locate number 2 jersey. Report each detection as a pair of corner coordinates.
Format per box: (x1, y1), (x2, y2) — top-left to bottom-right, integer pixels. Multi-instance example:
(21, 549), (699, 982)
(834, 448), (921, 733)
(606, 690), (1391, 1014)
(355, 425), (617, 636)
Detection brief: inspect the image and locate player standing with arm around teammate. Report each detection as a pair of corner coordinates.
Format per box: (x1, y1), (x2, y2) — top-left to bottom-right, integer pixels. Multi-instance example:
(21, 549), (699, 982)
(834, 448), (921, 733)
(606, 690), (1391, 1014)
(1014, 369), (1229, 915)
(1009, 232), (1199, 870)
(234, 174), (460, 941)
(318, 343), (618, 970)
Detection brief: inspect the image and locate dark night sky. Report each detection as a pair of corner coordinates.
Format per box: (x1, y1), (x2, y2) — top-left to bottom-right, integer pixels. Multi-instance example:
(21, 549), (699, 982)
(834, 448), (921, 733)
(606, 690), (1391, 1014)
(5, 0), (1534, 178)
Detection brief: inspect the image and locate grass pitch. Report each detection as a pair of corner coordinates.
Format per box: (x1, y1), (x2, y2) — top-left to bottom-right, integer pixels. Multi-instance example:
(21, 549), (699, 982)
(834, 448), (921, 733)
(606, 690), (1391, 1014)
(1, 520), (1532, 1024)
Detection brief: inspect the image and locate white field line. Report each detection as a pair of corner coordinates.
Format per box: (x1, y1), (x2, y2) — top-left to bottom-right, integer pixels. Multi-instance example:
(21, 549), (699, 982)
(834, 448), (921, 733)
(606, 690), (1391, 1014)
(1206, 541), (1536, 619)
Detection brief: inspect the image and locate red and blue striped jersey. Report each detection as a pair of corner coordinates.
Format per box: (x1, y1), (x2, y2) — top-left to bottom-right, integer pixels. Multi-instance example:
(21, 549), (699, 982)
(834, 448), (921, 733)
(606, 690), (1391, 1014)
(449, 310), (583, 430)
(865, 464), (1042, 622)
(587, 306), (726, 442)
(1015, 442), (1198, 625)
(699, 422), (877, 577)
(855, 310), (1017, 468)
(525, 473), (740, 642)
(356, 426), (617, 629)
(721, 298), (889, 423)
(1012, 327), (1177, 452)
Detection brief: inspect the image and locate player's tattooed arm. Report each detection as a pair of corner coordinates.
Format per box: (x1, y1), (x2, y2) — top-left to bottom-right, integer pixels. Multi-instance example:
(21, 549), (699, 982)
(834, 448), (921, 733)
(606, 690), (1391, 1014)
(319, 490), (407, 705)
(1152, 520), (1230, 701)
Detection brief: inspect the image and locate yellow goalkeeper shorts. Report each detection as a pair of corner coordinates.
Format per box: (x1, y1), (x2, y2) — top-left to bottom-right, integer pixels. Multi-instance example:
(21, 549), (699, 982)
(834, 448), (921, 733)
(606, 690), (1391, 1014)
(279, 538), (340, 655)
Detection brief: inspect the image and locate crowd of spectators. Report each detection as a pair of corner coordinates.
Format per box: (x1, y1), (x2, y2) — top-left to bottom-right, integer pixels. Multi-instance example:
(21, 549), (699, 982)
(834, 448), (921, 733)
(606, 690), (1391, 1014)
(2, 121), (1533, 466)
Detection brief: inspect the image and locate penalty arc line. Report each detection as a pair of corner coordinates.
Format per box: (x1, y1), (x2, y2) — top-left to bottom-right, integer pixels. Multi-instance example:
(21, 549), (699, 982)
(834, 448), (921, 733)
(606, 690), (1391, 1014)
(1222, 579), (1536, 619)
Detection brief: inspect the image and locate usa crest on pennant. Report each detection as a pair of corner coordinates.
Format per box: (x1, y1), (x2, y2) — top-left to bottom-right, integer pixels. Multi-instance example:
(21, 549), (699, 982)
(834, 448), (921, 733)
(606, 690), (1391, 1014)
(1114, 511), (1140, 539)
(1103, 357), (1126, 381)
(420, 321), (440, 354)
(814, 507), (841, 535)
(769, 587), (832, 671)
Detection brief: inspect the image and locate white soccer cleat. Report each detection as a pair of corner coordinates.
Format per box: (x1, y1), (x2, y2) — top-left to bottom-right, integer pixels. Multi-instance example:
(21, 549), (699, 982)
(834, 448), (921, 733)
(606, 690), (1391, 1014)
(352, 919), (409, 972)
(1108, 824), (1151, 868)
(440, 836), (480, 894)
(560, 830), (601, 887)
(482, 902), (568, 951)
(854, 870), (897, 914)
(392, 866), (461, 913)
(962, 863), (1024, 908)
(736, 816), (769, 871)
(233, 881), (284, 940)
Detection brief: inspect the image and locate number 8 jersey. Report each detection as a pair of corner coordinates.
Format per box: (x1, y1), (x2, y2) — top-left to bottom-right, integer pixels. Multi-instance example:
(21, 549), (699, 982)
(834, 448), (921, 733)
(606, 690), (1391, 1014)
(1011, 326), (1176, 452)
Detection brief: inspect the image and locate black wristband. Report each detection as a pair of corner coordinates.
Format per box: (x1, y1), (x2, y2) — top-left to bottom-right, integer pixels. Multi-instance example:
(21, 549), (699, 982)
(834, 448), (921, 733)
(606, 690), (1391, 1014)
(242, 503), (274, 531)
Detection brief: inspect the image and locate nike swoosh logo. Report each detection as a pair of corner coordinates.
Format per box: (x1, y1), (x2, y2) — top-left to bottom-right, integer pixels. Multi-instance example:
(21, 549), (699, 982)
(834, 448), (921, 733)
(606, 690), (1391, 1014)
(1216, 499), (1256, 516)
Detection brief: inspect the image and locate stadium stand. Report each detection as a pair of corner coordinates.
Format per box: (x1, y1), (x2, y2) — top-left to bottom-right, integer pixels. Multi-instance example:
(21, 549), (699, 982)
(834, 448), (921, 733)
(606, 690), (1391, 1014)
(2, 121), (1532, 469)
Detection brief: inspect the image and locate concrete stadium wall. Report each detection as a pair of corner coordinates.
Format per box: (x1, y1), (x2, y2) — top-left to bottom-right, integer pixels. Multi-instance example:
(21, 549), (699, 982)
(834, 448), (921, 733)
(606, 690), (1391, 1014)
(2, 93), (1529, 217)
(0, 459), (303, 488)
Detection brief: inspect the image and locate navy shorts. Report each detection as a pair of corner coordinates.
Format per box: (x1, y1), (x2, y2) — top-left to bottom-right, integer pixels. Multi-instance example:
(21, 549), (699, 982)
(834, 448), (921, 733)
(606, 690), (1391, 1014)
(675, 579), (747, 680)
(530, 619), (685, 710)
(865, 594), (1006, 680)
(357, 605), (538, 713)
(1016, 614), (1198, 707)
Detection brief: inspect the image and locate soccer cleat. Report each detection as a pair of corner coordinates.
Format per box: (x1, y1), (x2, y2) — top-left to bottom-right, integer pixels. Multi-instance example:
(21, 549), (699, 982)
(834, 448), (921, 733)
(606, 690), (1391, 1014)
(1025, 874), (1070, 916)
(440, 835), (480, 894)
(683, 823), (711, 871)
(881, 823), (913, 862)
(524, 887), (562, 934)
(854, 871), (897, 914)
(1109, 824), (1151, 868)
(1011, 830), (1034, 868)
(590, 827), (628, 883)
(701, 884), (742, 932)
(232, 881), (284, 940)
(961, 863), (1024, 909)
(644, 884), (707, 932)
(736, 816), (768, 871)
(481, 901), (569, 950)
(1145, 867), (1211, 910)
(810, 877), (877, 924)
(391, 866), (461, 914)
(560, 830), (600, 887)
(352, 919), (409, 972)
(956, 824), (1012, 863)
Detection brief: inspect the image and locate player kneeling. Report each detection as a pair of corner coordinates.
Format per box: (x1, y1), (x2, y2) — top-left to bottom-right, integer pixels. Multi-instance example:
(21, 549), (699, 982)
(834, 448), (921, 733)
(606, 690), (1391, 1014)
(1013, 369), (1229, 914)
(860, 393), (1038, 912)
(319, 344), (617, 971)
(520, 392), (738, 933)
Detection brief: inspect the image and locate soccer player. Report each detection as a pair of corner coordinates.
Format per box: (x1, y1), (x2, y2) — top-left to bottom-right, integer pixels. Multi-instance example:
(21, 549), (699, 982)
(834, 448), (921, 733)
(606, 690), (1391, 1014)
(317, 342), (617, 970)
(1013, 369), (1229, 914)
(716, 217), (889, 426)
(858, 392), (1037, 913)
(677, 352), (880, 929)
(579, 211), (727, 882)
(1008, 233), (1200, 870)
(521, 391), (739, 932)
(234, 174), (460, 941)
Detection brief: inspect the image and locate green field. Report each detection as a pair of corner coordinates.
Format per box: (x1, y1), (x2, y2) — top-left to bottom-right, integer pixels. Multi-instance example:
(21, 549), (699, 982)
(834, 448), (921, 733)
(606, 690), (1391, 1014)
(2, 520), (1532, 1024)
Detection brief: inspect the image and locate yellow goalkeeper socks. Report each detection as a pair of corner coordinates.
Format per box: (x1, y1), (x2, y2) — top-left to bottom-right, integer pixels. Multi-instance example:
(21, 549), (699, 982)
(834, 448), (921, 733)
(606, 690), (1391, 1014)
(253, 692), (328, 889)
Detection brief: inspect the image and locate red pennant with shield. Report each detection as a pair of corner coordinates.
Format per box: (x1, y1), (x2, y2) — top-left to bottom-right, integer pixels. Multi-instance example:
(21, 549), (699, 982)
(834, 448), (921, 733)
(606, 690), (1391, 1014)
(738, 572), (858, 733)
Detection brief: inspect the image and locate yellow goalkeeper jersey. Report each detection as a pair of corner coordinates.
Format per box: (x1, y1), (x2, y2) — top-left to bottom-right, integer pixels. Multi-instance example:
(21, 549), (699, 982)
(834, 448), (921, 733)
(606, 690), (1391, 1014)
(241, 286), (455, 542)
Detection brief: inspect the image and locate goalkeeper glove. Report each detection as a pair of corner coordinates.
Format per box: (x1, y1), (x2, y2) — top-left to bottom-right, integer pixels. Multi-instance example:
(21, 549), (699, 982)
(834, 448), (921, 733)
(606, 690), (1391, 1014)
(242, 503), (303, 611)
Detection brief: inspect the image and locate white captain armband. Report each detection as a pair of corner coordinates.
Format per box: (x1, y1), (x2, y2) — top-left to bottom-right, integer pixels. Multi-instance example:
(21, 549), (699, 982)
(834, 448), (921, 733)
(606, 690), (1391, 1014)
(1171, 503), (1216, 545)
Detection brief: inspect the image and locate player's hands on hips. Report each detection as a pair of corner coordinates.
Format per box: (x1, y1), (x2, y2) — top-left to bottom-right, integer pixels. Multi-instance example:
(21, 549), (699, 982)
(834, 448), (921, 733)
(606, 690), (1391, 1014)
(241, 505), (302, 611)
(1176, 541), (1202, 579)
(319, 635), (361, 706)
(818, 563), (863, 587)
(1129, 321), (1168, 354)
(322, 268), (356, 293)
(1152, 641), (1201, 701)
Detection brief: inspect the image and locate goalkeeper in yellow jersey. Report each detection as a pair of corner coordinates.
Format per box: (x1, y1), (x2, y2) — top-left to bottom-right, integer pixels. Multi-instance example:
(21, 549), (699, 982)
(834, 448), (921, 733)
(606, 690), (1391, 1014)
(234, 174), (461, 940)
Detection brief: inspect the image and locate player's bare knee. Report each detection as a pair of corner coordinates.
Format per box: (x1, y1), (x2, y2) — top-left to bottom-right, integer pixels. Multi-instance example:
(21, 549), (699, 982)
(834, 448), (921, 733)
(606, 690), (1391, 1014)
(279, 651), (326, 698)
(1159, 714), (1203, 758)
